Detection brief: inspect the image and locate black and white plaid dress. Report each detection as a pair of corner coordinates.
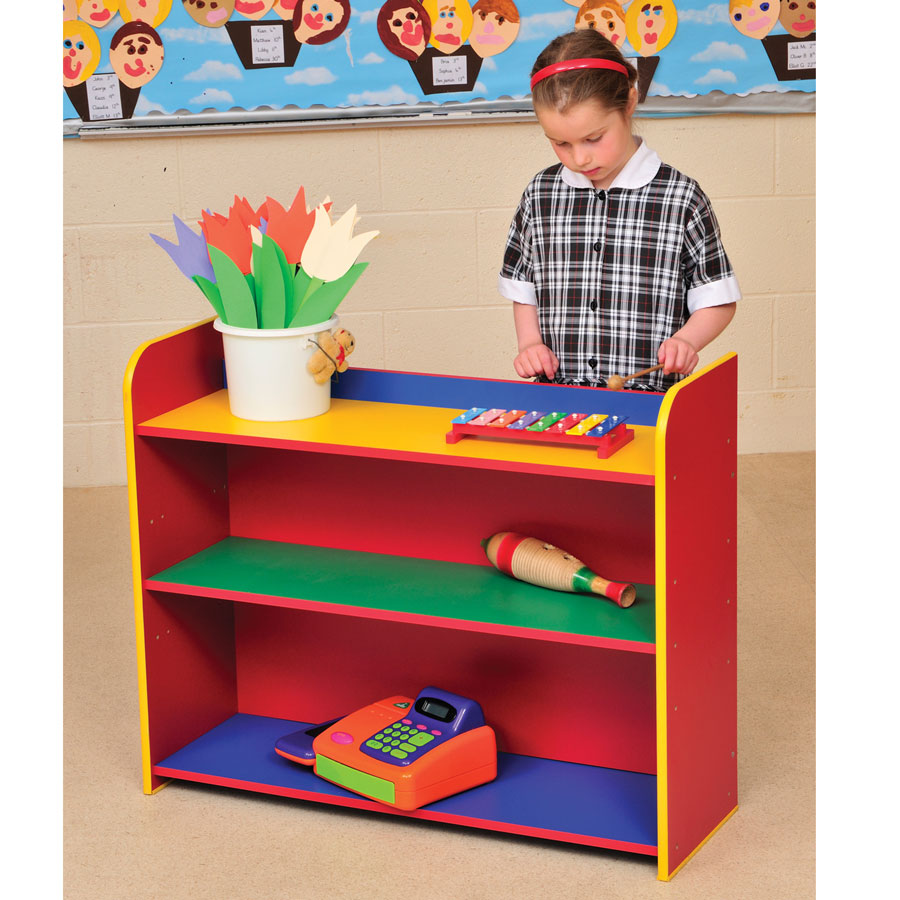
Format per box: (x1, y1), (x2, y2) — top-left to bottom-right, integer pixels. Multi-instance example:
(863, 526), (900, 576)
(499, 139), (740, 391)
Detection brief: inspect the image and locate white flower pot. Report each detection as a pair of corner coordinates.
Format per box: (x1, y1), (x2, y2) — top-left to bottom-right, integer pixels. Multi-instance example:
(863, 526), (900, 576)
(214, 316), (339, 422)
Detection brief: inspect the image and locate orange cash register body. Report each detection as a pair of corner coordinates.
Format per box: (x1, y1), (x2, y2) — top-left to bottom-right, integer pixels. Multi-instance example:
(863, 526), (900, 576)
(276, 688), (497, 811)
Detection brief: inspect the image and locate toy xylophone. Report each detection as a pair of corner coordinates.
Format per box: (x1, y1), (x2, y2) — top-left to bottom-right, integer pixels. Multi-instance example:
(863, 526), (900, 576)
(445, 408), (634, 459)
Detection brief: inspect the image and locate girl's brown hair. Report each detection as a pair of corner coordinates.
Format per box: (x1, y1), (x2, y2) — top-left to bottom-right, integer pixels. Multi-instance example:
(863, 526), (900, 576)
(530, 29), (637, 114)
(472, 0), (520, 21)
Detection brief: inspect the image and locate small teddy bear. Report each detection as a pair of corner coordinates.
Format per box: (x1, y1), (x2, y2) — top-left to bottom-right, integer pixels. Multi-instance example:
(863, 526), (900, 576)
(307, 328), (356, 384)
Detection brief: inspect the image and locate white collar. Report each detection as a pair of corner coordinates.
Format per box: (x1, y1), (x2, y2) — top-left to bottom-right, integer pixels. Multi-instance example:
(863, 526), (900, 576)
(559, 137), (661, 191)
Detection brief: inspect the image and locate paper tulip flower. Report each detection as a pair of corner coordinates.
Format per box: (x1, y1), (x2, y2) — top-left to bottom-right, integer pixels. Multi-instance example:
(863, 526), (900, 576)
(151, 188), (376, 331)
(150, 214), (215, 283)
(284, 204), (379, 327)
(257, 187), (329, 266)
(199, 198), (263, 276)
(301, 204), (379, 283)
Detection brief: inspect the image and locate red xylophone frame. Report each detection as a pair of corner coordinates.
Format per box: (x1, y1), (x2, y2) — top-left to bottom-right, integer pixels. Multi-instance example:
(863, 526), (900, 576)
(446, 414), (635, 459)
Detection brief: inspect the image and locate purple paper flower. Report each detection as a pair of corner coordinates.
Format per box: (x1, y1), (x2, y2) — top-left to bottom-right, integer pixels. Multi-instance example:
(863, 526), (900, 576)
(150, 215), (215, 283)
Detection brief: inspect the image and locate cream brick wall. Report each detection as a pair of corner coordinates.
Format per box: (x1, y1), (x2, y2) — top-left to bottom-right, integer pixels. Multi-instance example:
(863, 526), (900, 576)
(63, 112), (815, 486)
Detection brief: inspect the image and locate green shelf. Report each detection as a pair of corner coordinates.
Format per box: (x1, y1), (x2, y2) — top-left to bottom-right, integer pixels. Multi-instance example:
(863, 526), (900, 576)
(147, 537), (656, 651)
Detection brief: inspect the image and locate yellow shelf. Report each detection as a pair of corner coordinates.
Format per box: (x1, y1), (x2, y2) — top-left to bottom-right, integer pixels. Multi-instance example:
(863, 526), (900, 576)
(138, 389), (657, 483)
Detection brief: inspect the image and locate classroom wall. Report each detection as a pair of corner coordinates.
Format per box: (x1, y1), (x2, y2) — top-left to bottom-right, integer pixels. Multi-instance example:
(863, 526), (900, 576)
(63, 112), (814, 486)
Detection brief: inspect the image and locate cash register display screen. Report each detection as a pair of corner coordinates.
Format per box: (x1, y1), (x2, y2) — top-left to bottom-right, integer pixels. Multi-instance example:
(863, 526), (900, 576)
(416, 697), (456, 723)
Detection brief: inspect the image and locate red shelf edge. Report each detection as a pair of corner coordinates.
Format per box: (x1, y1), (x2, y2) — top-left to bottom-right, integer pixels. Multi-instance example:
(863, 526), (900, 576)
(135, 425), (655, 486)
(145, 579), (657, 655)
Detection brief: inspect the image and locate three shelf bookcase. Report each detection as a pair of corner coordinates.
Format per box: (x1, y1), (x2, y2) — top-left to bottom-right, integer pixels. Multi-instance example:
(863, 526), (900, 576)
(124, 318), (737, 881)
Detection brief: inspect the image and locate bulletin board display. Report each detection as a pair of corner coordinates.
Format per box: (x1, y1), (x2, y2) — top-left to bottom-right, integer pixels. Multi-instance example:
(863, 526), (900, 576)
(62, 1), (815, 130)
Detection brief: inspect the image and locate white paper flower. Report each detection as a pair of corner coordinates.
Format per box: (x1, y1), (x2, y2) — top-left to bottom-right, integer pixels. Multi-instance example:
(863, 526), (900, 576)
(300, 204), (378, 283)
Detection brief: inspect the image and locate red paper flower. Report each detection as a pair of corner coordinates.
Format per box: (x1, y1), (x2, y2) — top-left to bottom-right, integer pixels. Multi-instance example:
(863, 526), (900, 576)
(198, 195), (266, 275)
(197, 190), (333, 275)
(259, 187), (332, 265)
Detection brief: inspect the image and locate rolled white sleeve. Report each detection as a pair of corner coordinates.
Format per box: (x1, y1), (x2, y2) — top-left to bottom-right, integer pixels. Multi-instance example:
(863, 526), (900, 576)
(686, 275), (741, 315)
(498, 274), (537, 305)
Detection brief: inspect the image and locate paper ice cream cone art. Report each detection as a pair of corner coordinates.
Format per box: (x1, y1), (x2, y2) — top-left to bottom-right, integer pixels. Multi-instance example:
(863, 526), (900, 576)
(759, 1), (816, 82)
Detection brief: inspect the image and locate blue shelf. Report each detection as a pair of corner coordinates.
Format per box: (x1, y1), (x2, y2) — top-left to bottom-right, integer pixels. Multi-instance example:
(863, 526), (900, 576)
(154, 713), (658, 854)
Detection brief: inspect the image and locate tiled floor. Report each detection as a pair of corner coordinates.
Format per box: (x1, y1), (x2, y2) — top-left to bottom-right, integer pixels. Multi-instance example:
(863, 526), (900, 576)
(63, 453), (815, 899)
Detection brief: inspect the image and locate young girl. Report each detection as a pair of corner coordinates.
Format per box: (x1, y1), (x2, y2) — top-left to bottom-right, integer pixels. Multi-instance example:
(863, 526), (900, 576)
(500, 29), (739, 391)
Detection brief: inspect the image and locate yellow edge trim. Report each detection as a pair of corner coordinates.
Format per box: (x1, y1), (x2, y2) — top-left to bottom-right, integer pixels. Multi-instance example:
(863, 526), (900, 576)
(657, 805), (739, 882)
(653, 353), (736, 880)
(123, 318), (215, 795)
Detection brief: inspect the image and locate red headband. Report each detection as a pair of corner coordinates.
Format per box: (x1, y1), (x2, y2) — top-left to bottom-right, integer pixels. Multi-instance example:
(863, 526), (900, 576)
(530, 58), (629, 91)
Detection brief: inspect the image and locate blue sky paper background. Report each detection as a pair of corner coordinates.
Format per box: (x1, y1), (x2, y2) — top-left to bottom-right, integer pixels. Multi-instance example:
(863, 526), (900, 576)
(63, 1), (814, 122)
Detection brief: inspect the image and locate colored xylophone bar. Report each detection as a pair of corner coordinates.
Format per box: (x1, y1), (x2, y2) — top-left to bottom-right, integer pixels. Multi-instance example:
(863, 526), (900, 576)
(445, 408), (634, 459)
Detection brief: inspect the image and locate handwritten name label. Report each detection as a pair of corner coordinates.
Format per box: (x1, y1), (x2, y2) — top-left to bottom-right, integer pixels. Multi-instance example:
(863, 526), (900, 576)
(251, 24), (285, 65)
(432, 55), (468, 86)
(86, 73), (123, 121)
(787, 40), (815, 70)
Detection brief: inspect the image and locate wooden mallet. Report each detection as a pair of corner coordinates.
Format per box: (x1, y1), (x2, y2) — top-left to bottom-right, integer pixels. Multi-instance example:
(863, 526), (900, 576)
(606, 363), (664, 391)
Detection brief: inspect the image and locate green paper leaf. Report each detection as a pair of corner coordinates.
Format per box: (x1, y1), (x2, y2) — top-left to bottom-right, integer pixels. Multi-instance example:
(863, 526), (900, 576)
(289, 263), (368, 328)
(250, 241), (265, 322)
(300, 276), (326, 307)
(257, 236), (286, 329)
(192, 275), (226, 321)
(272, 241), (295, 328)
(288, 266), (314, 324)
(208, 245), (258, 328)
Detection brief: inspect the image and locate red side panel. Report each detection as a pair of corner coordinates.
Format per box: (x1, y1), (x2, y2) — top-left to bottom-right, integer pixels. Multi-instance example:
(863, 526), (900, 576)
(134, 439), (230, 578)
(129, 321), (232, 789)
(143, 592), (238, 767)
(129, 319), (223, 423)
(661, 357), (738, 876)
(129, 320), (229, 579)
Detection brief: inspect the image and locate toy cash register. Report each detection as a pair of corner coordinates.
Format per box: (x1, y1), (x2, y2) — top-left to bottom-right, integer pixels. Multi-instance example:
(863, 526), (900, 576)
(274, 687), (497, 811)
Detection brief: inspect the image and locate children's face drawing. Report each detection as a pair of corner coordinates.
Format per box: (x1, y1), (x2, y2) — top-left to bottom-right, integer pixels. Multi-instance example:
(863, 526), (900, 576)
(575, 2), (626, 47)
(625, 0), (677, 56)
(110, 26), (165, 88)
(535, 97), (637, 191)
(235, 0), (275, 17)
(469, 7), (519, 58)
(729, 1), (778, 39)
(182, 0), (235, 26)
(272, 0), (299, 18)
(78, 0), (119, 27)
(120, 0), (173, 26)
(638, 5), (663, 47)
(780, 1), (815, 38)
(293, 0), (348, 44)
(380, 5), (430, 59)
(424, 0), (473, 54)
(63, 21), (102, 86)
(64, 0), (79, 20)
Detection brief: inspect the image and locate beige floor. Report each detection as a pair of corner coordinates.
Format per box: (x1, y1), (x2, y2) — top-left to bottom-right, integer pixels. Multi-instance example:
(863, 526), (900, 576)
(64, 452), (815, 900)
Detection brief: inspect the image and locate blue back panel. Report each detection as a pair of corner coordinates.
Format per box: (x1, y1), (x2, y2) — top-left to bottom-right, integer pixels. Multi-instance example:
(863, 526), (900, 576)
(332, 369), (664, 428)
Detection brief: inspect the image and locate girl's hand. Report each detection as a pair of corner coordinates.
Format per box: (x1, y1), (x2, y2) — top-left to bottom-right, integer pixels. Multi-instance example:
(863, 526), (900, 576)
(514, 342), (559, 380)
(658, 304), (735, 376)
(657, 337), (699, 376)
